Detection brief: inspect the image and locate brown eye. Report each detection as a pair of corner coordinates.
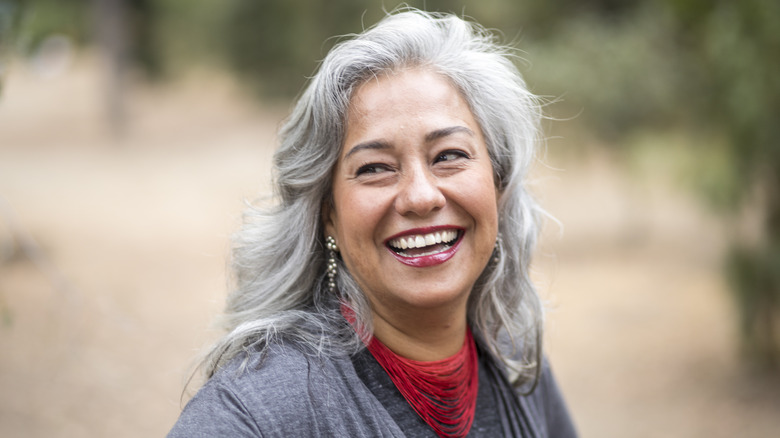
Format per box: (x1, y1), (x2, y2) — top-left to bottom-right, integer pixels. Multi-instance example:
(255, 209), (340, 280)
(356, 163), (392, 176)
(434, 150), (468, 163)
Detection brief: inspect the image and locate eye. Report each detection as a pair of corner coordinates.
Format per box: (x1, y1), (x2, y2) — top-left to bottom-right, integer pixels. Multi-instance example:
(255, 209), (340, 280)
(434, 150), (468, 163)
(356, 163), (392, 176)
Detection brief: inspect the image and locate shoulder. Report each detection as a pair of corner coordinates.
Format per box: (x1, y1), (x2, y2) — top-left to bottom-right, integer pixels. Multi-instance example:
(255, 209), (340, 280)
(475, 333), (578, 437)
(168, 340), (402, 437)
(516, 359), (578, 438)
(170, 342), (345, 436)
(223, 341), (345, 400)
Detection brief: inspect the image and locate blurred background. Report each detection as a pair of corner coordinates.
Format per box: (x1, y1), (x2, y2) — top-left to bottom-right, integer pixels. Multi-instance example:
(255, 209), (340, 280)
(1, 0), (779, 436)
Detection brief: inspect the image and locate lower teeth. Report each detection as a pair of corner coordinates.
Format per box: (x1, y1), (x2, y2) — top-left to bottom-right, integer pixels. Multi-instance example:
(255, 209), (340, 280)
(394, 243), (453, 257)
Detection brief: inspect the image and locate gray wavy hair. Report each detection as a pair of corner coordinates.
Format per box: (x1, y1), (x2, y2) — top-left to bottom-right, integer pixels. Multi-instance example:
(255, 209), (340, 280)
(201, 9), (544, 388)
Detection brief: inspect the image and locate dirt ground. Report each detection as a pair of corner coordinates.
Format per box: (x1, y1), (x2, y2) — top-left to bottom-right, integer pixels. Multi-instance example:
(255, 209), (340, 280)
(1, 58), (779, 437)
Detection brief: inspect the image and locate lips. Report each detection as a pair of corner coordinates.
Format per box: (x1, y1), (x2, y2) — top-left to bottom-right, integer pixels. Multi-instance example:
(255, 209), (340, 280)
(385, 227), (463, 267)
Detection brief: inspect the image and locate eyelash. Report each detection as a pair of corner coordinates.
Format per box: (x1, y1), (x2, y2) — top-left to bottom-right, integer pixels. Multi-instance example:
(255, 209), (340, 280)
(356, 163), (392, 176)
(435, 150), (469, 162)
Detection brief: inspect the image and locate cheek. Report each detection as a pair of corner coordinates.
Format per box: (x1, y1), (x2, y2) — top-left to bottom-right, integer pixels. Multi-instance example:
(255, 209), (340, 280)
(460, 175), (500, 255)
(332, 193), (389, 292)
(336, 192), (380, 232)
(331, 187), (392, 255)
(478, 165), (500, 224)
(465, 173), (499, 222)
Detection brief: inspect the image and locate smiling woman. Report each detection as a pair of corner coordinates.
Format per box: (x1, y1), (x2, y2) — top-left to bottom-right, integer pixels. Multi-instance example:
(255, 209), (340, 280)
(169, 8), (576, 438)
(326, 69), (500, 360)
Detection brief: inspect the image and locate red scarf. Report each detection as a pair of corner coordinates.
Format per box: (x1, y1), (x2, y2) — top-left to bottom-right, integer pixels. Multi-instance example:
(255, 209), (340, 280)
(367, 328), (479, 438)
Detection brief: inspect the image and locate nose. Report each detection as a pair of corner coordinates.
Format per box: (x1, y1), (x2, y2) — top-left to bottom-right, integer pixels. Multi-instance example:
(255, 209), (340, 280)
(394, 164), (446, 217)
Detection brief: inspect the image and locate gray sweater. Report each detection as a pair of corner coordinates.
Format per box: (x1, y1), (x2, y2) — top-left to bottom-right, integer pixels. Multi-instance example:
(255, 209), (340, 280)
(168, 341), (577, 437)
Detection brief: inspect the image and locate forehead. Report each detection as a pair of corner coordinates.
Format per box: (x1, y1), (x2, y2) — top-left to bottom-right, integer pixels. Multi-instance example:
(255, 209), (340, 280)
(345, 69), (478, 135)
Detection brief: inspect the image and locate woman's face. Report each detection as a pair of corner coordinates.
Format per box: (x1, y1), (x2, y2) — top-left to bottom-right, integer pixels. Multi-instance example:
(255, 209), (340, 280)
(325, 68), (499, 318)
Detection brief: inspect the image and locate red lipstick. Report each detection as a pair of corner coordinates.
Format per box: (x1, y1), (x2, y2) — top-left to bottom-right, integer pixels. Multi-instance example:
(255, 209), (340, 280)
(384, 226), (465, 268)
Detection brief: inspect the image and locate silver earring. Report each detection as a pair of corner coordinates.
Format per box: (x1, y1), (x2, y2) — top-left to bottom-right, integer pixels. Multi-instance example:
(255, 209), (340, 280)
(326, 236), (339, 293)
(492, 232), (503, 264)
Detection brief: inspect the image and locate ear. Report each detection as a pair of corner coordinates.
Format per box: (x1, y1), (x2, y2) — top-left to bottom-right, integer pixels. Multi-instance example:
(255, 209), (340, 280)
(494, 179), (503, 206)
(322, 199), (338, 241)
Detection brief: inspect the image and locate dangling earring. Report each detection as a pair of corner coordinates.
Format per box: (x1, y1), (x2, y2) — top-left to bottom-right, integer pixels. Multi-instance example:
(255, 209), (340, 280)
(492, 232), (503, 264)
(326, 236), (339, 293)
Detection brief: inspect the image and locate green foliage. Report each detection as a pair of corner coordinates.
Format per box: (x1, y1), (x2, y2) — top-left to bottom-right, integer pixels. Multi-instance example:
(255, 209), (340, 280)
(0, 0), (37, 98)
(666, 0), (780, 369)
(524, 3), (780, 371)
(145, 0), (232, 76)
(676, 0), (780, 192)
(524, 5), (684, 139)
(15, 0), (91, 50)
(221, 0), (367, 98)
(0, 1), (21, 95)
(217, 0), (530, 99)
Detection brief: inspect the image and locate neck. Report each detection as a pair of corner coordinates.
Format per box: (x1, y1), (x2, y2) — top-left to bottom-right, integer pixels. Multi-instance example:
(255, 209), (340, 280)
(370, 302), (469, 361)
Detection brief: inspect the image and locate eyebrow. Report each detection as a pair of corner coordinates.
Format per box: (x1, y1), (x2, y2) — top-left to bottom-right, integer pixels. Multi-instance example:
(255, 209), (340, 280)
(425, 126), (475, 143)
(344, 140), (391, 158)
(345, 126), (474, 158)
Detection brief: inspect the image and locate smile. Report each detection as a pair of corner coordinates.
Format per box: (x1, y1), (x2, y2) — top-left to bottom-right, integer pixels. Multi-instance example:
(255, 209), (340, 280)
(385, 228), (464, 267)
(387, 230), (459, 255)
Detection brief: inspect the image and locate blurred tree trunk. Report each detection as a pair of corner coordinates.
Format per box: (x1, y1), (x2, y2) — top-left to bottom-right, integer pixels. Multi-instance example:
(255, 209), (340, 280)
(0, 0), (21, 98)
(94, 0), (128, 138)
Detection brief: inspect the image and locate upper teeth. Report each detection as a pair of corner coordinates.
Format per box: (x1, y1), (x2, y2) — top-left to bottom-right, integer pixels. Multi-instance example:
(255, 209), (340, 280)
(388, 230), (459, 250)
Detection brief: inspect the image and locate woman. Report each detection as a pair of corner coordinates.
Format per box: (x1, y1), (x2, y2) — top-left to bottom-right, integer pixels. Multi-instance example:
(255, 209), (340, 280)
(169, 9), (576, 438)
